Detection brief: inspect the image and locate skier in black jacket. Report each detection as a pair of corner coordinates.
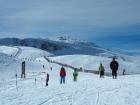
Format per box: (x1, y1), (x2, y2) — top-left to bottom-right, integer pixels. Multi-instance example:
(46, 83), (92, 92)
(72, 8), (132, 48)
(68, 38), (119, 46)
(110, 58), (119, 79)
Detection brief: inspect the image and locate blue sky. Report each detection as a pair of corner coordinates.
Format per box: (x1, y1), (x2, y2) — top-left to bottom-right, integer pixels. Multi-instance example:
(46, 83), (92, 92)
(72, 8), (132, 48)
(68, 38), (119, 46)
(0, 0), (140, 51)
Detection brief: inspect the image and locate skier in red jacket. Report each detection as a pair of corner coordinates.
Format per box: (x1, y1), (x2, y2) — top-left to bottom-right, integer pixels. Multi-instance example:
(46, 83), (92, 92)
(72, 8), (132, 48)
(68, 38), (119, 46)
(60, 67), (66, 84)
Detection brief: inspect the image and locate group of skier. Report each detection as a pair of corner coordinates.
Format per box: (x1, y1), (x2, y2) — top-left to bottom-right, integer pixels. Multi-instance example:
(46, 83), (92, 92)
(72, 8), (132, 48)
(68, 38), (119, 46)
(99, 57), (119, 79)
(59, 67), (78, 84)
(45, 57), (119, 87)
(45, 66), (78, 86)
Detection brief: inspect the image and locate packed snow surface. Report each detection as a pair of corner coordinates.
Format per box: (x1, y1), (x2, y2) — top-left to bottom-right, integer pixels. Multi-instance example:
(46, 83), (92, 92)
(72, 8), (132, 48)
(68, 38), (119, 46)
(50, 55), (140, 74)
(0, 45), (140, 105)
(1, 69), (140, 105)
(0, 46), (18, 56)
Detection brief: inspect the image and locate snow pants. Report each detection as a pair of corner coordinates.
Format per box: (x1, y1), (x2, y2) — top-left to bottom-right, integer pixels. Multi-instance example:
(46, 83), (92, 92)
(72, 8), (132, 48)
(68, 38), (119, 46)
(100, 71), (104, 78)
(73, 76), (77, 81)
(60, 76), (65, 84)
(112, 70), (117, 79)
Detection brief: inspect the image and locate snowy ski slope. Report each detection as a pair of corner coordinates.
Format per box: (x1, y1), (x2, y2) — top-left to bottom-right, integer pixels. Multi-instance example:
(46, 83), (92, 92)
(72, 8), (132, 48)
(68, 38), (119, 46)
(0, 45), (140, 105)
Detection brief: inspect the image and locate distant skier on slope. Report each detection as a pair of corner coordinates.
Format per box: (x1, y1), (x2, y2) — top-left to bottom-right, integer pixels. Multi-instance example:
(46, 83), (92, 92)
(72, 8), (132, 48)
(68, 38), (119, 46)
(46, 73), (49, 86)
(60, 67), (66, 84)
(122, 69), (126, 75)
(99, 63), (105, 78)
(73, 69), (78, 81)
(110, 57), (119, 79)
(21, 61), (26, 78)
(50, 67), (52, 71)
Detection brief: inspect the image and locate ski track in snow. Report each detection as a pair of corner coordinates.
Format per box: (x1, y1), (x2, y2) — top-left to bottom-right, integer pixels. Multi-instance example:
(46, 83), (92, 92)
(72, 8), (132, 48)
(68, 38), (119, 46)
(1, 72), (140, 105)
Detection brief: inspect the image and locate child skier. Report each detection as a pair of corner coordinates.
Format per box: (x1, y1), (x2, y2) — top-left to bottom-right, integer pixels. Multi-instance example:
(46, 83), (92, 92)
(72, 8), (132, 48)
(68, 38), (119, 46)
(60, 67), (66, 84)
(73, 69), (78, 81)
(99, 63), (105, 78)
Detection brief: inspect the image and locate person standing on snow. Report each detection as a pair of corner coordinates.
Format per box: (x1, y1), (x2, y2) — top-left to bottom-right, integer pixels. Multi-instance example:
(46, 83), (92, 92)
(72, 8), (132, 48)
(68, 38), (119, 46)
(122, 69), (126, 75)
(46, 73), (49, 86)
(110, 57), (119, 79)
(60, 67), (66, 84)
(73, 69), (78, 81)
(50, 67), (52, 71)
(99, 63), (105, 78)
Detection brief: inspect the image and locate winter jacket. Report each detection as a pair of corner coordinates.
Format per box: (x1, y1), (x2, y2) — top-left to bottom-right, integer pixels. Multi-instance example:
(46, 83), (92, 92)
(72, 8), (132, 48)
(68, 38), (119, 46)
(110, 61), (119, 71)
(99, 65), (105, 72)
(60, 69), (66, 77)
(73, 71), (78, 77)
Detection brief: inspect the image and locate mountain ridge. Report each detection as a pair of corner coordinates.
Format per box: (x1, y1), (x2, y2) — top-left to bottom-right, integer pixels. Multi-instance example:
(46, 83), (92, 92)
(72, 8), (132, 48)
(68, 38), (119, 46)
(0, 37), (104, 56)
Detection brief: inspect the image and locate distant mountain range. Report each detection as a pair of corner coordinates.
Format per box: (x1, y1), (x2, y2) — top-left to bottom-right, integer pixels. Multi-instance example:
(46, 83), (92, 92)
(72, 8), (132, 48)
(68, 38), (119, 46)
(0, 37), (105, 56)
(0, 37), (64, 51)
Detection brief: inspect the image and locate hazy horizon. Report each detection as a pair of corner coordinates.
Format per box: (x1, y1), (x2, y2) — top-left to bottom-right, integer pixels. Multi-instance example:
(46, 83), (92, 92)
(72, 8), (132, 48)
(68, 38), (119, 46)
(0, 35), (140, 55)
